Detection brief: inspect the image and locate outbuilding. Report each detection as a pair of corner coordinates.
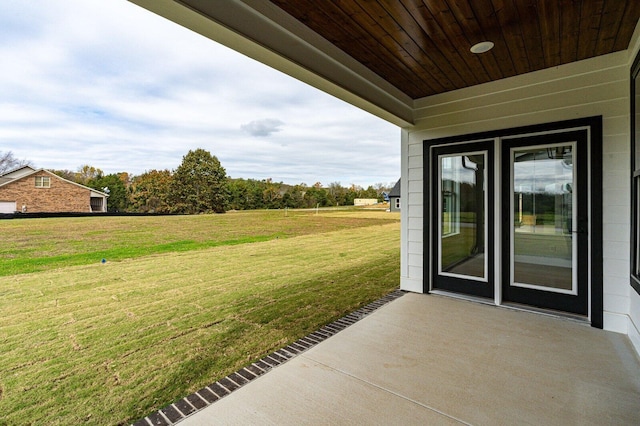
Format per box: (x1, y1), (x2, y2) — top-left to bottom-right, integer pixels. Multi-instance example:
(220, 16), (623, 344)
(388, 179), (401, 212)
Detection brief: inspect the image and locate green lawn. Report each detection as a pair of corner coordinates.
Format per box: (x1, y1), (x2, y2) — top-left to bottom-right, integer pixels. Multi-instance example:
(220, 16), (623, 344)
(0, 209), (397, 277)
(0, 209), (400, 425)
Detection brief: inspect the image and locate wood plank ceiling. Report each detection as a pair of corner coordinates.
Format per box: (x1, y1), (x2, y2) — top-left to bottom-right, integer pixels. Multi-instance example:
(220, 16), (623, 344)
(268, 0), (640, 100)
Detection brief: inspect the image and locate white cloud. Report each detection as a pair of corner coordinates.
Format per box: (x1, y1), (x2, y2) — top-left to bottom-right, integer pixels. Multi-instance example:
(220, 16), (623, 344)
(0, 0), (400, 187)
(241, 119), (285, 137)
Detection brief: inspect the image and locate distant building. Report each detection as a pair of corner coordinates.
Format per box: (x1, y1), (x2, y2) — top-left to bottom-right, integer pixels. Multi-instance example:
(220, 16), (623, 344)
(0, 166), (109, 213)
(353, 198), (378, 206)
(388, 179), (401, 212)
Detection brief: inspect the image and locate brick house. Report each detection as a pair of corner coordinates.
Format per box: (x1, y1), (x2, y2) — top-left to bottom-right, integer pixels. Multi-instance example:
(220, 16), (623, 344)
(0, 166), (108, 213)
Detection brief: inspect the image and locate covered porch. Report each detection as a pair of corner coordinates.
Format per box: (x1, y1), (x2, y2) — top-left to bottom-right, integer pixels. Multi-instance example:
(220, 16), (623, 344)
(137, 292), (640, 425)
(127, 0), (640, 352)
(124, 2), (640, 423)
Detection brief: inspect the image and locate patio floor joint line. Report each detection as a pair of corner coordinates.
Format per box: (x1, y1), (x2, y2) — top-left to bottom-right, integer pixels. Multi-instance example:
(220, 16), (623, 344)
(131, 289), (406, 426)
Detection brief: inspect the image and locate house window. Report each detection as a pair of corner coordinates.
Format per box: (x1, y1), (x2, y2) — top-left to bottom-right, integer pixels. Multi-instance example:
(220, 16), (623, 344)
(631, 50), (640, 296)
(395, 198), (400, 210)
(35, 176), (50, 188)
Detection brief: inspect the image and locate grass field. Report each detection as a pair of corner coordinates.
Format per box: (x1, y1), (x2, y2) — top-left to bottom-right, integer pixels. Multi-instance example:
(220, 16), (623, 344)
(0, 209), (401, 425)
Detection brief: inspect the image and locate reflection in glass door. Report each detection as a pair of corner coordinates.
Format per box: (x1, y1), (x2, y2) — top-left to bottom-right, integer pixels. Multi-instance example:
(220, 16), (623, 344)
(432, 141), (494, 299)
(439, 153), (486, 280)
(502, 131), (588, 316)
(512, 143), (576, 294)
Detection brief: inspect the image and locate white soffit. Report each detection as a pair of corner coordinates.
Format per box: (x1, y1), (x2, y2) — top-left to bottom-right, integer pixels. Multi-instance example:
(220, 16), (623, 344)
(128, 0), (414, 127)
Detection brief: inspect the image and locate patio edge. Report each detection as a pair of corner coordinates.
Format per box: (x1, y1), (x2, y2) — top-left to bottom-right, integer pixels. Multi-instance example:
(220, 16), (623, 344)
(131, 289), (406, 426)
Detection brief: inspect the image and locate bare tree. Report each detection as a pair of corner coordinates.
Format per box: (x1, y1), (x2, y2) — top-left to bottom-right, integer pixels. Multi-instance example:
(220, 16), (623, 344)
(0, 151), (32, 175)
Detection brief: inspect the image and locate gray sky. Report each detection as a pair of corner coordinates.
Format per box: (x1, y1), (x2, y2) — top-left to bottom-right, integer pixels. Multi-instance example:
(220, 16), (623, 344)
(0, 0), (400, 188)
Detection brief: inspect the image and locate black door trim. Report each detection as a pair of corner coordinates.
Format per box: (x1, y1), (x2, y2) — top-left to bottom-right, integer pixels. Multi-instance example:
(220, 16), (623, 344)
(423, 116), (603, 328)
(431, 141), (495, 298)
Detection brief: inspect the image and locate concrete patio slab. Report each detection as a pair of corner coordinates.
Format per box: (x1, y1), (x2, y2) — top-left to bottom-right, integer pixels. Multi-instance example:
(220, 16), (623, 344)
(177, 293), (640, 425)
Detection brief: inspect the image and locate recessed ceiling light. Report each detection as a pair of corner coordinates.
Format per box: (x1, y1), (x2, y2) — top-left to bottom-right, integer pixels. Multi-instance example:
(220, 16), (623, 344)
(470, 41), (494, 54)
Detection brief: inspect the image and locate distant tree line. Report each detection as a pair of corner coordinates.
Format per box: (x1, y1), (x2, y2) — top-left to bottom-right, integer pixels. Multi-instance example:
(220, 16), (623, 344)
(226, 179), (386, 210)
(40, 148), (393, 214)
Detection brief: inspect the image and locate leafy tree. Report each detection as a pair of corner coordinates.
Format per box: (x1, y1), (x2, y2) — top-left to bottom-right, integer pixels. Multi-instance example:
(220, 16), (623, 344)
(344, 187), (358, 206)
(262, 178), (283, 208)
(168, 149), (228, 214)
(248, 179), (266, 209)
(359, 185), (379, 200)
(227, 178), (247, 210)
(229, 178), (255, 210)
(76, 164), (104, 185)
(50, 169), (78, 181)
(89, 173), (130, 212)
(130, 169), (173, 213)
(328, 182), (348, 206)
(282, 184), (304, 208)
(304, 186), (329, 207)
(117, 172), (131, 187)
(0, 151), (32, 174)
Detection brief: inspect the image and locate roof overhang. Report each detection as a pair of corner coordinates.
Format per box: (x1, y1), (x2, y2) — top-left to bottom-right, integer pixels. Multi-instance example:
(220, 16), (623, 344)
(128, 1), (640, 130)
(128, 0), (415, 127)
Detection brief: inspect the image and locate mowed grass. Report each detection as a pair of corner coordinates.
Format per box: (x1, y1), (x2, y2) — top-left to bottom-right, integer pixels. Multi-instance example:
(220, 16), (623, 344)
(0, 210), (400, 425)
(0, 209), (396, 276)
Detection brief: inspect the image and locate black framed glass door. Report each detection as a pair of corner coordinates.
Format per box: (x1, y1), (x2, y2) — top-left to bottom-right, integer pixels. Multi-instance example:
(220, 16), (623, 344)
(431, 141), (494, 298)
(501, 131), (588, 315)
(424, 117), (601, 325)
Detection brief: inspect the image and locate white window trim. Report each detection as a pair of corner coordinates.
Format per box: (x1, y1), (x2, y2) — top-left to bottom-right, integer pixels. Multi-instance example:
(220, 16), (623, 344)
(35, 176), (51, 188)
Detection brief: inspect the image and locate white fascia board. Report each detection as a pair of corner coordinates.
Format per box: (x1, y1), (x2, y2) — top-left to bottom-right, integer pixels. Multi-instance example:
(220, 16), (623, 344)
(128, 0), (414, 127)
(90, 190), (109, 198)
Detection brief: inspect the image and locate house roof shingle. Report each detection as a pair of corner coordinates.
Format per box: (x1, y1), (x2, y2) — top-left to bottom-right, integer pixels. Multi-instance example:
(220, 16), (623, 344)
(388, 179), (401, 198)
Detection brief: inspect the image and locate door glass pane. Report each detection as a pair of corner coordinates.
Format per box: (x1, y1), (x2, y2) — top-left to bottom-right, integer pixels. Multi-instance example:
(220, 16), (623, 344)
(440, 153), (486, 279)
(512, 144), (575, 292)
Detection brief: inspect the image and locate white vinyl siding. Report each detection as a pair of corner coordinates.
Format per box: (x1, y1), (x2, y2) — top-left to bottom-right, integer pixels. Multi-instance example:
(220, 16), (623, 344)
(627, 27), (640, 353)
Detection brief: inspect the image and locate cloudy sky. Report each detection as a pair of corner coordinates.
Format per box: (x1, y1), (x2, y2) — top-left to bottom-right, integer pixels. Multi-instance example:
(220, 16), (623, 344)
(0, 1), (400, 188)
